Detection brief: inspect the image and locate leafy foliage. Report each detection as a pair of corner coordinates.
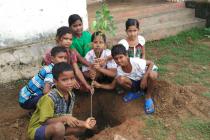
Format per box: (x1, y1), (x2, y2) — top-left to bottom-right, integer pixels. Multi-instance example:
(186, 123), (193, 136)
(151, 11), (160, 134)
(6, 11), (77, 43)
(91, 2), (116, 36)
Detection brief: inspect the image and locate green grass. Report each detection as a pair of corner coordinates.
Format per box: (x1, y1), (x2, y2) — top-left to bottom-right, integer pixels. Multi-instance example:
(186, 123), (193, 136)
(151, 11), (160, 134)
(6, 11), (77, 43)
(140, 28), (210, 140)
(146, 27), (210, 87)
(143, 116), (169, 140)
(147, 28), (208, 48)
(176, 119), (210, 140)
(202, 92), (210, 99)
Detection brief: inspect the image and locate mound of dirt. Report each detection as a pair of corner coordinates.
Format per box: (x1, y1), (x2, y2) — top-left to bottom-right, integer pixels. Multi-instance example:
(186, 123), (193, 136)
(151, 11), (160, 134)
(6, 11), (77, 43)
(0, 80), (209, 139)
(153, 81), (210, 120)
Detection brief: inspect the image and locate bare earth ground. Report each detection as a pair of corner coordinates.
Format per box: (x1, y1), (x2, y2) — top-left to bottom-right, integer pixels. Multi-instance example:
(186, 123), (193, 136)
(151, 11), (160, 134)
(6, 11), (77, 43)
(0, 79), (210, 140)
(0, 38), (209, 140)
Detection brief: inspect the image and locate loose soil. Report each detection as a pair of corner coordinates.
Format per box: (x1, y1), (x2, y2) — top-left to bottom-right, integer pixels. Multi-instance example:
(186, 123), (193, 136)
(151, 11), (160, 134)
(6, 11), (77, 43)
(0, 79), (209, 140)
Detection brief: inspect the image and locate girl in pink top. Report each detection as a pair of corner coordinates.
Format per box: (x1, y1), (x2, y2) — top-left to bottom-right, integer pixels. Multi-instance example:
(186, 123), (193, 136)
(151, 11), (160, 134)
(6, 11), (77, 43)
(43, 26), (92, 93)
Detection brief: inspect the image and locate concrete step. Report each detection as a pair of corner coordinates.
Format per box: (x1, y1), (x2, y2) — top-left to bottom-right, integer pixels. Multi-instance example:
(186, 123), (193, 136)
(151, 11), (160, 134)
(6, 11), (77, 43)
(142, 18), (205, 41)
(116, 17), (205, 41)
(117, 8), (195, 30)
(88, 2), (185, 24)
(88, 1), (205, 42)
(140, 8), (195, 27)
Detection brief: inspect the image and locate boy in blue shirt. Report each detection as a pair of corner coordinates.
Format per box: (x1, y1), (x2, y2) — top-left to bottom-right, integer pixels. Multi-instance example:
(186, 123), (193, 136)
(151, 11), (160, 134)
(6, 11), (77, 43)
(28, 62), (96, 140)
(19, 46), (68, 110)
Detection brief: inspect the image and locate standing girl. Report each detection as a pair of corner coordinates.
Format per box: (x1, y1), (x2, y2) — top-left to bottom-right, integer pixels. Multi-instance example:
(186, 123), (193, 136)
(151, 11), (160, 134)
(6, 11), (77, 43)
(119, 18), (158, 71)
(118, 18), (145, 59)
(68, 14), (92, 58)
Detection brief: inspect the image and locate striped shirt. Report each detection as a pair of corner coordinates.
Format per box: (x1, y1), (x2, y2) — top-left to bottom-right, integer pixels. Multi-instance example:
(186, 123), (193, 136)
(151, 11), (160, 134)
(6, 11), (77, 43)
(18, 64), (54, 103)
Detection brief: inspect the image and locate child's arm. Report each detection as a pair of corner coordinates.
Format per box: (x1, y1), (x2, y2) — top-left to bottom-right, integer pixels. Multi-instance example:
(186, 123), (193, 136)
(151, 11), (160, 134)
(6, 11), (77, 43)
(141, 60), (154, 89)
(43, 83), (51, 94)
(45, 115), (80, 127)
(43, 71), (54, 94)
(71, 49), (91, 67)
(76, 117), (96, 129)
(72, 62), (91, 92)
(141, 46), (146, 59)
(93, 62), (116, 78)
(92, 78), (117, 90)
(83, 69), (96, 80)
(95, 55), (113, 66)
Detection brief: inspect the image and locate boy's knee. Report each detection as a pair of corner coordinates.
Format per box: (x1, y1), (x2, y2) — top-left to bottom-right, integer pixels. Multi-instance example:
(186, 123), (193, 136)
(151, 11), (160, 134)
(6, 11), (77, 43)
(116, 76), (126, 85)
(52, 122), (65, 135)
(148, 71), (158, 80)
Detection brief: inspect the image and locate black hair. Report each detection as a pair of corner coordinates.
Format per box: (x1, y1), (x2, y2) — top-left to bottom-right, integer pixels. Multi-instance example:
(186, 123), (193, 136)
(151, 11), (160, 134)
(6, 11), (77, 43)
(91, 31), (106, 43)
(51, 46), (67, 57)
(68, 14), (82, 27)
(111, 44), (127, 58)
(56, 26), (71, 42)
(125, 18), (139, 30)
(52, 62), (73, 80)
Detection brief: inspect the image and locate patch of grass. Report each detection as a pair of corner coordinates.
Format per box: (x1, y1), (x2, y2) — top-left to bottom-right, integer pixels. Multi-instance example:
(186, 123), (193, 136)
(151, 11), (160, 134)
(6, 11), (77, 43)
(147, 28), (207, 48)
(185, 45), (210, 65)
(172, 67), (199, 85)
(146, 27), (210, 88)
(173, 73), (194, 85)
(202, 92), (210, 99)
(176, 119), (210, 140)
(157, 65), (168, 75)
(143, 116), (169, 140)
(157, 55), (177, 65)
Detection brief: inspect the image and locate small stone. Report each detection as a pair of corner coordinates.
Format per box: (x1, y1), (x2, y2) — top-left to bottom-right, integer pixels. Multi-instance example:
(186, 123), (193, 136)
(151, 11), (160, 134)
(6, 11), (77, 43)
(114, 134), (127, 140)
(11, 120), (19, 128)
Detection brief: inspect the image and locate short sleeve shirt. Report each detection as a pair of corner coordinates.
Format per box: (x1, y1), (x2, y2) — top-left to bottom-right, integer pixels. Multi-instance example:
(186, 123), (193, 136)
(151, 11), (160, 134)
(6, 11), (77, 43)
(82, 49), (117, 72)
(19, 64), (54, 103)
(117, 58), (146, 81)
(70, 31), (92, 57)
(118, 35), (145, 58)
(27, 89), (75, 140)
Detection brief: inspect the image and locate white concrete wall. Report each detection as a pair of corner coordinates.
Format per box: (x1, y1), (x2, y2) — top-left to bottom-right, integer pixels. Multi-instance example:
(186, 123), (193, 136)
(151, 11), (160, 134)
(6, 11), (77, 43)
(0, 0), (88, 83)
(0, 0), (88, 48)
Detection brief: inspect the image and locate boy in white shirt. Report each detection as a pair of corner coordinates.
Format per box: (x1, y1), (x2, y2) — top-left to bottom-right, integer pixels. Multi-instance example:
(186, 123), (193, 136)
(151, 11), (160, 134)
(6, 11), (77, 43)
(93, 44), (158, 114)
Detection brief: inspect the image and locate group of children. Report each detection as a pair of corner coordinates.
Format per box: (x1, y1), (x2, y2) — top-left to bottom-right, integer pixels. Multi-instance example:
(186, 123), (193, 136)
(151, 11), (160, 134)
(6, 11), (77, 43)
(18, 14), (158, 140)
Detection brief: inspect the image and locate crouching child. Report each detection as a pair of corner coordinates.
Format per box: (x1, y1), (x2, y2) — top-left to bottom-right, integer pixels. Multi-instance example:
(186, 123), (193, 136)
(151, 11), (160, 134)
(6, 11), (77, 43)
(93, 44), (158, 114)
(27, 62), (96, 140)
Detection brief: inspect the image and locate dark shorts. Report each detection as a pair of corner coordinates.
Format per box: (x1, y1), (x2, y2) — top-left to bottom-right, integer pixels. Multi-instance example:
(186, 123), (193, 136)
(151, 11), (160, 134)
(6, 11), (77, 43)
(35, 125), (46, 140)
(130, 79), (141, 92)
(19, 94), (43, 110)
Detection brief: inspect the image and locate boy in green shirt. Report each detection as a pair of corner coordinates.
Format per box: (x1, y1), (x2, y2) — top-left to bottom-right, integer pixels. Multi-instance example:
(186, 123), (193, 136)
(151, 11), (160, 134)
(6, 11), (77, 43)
(28, 62), (96, 140)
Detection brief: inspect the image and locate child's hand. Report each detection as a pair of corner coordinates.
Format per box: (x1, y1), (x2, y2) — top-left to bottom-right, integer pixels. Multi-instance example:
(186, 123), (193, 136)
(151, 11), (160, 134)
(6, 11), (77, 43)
(90, 86), (94, 95)
(89, 69), (96, 80)
(73, 79), (80, 89)
(65, 115), (80, 127)
(85, 117), (96, 129)
(140, 77), (147, 89)
(93, 62), (101, 71)
(92, 81), (101, 88)
(84, 84), (93, 94)
(95, 58), (107, 66)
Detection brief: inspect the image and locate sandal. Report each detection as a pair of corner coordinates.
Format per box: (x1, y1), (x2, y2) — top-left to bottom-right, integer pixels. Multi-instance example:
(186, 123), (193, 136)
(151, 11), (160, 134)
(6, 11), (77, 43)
(123, 90), (144, 103)
(144, 98), (155, 114)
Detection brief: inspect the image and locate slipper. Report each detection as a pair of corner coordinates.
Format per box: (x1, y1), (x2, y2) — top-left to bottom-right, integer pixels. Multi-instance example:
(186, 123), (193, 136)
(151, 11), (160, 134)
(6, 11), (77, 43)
(144, 98), (155, 114)
(123, 90), (144, 103)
